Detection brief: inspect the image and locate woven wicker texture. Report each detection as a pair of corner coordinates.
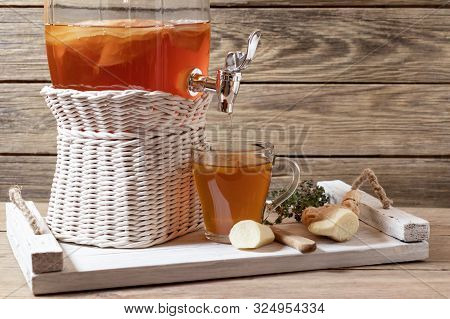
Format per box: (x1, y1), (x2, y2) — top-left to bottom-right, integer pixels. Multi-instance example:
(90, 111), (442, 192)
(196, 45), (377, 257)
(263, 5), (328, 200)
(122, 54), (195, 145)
(41, 86), (212, 248)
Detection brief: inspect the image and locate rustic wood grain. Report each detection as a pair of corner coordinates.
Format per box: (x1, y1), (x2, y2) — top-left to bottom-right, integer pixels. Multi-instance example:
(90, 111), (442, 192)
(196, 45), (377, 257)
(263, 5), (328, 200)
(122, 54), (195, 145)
(213, 0), (450, 6)
(1, 221), (449, 298)
(405, 207), (450, 236)
(271, 157), (450, 207)
(1, 265), (448, 298)
(16, 229), (431, 295)
(0, 156), (448, 206)
(209, 84), (450, 156)
(2, 1), (449, 7)
(0, 202), (48, 231)
(0, 84), (54, 154)
(1, 205), (448, 237)
(2, 83), (449, 155)
(319, 180), (430, 242)
(6, 202), (63, 274)
(0, 156), (56, 202)
(0, 0), (448, 299)
(1, 8), (450, 83)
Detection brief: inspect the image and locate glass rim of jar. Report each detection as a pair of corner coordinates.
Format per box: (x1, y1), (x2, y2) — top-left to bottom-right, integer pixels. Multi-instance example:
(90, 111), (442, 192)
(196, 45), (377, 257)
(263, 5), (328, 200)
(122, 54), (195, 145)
(192, 141), (274, 154)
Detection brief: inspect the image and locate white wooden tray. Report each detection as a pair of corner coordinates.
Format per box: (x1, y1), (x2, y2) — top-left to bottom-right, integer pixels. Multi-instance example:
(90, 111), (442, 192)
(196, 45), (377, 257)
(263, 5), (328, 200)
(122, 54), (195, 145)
(9, 220), (429, 296)
(6, 181), (430, 295)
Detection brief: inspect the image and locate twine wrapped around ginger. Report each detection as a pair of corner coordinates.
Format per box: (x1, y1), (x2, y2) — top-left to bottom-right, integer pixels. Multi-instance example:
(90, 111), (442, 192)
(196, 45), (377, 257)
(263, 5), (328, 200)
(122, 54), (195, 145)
(9, 186), (43, 235)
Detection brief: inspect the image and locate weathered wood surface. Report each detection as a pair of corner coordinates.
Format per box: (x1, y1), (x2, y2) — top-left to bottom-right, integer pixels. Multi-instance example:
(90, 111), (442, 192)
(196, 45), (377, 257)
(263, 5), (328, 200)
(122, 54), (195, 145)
(220, 0), (449, 6)
(0, 202), (49, 231)
(1, 8), (450, 83)
(6, 202), (63, 274)
(271, 226), (317, 253)
(319, 180), (430, 242)
(0, 205), (448, 298)
(1, 83), (449, 156)
(13, 222), (430, 295)
(2, 1), (449, 7)
(0, 4), (448, 213)
(1, 82), (448, 205)
(1, 205), (448, 237)
(0, 156), (448, 206)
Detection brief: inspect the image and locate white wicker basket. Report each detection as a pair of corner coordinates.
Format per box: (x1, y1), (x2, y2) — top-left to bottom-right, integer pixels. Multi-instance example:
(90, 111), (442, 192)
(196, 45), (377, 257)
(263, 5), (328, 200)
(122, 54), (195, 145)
(41, 86), (212, 248)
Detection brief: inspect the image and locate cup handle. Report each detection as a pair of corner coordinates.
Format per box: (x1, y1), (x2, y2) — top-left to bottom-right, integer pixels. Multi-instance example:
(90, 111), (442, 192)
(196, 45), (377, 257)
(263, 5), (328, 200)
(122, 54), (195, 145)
(265, 157), (301, 215)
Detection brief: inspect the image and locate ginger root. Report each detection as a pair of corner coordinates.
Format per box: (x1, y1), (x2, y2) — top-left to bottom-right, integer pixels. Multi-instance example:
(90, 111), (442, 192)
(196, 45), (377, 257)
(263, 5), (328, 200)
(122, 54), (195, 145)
(229, 220), (275, 249)
(301, 169), (392, 242)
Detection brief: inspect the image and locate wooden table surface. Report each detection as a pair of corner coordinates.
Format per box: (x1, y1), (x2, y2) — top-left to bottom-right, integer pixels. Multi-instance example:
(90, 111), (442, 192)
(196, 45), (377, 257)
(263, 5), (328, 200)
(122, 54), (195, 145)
(1, 203), (449, 299)
(1, 2), (450, 208)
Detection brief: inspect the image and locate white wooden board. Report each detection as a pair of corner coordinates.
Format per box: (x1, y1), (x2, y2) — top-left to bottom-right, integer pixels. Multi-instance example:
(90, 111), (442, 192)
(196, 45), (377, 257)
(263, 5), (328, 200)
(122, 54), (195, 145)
(25, 222), (428, 295)
(319, 180), (430, 242)
(6, 202), (63, 274)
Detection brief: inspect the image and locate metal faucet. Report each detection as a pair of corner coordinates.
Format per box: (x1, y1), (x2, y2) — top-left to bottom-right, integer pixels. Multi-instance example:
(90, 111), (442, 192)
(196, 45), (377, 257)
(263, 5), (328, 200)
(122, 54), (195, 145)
(188, 30), (261, 114)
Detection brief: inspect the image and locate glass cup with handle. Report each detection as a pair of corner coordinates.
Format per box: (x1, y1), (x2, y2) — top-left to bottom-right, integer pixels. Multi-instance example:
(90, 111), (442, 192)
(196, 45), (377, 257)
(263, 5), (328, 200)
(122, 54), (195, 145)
(192, 141), (301, 243)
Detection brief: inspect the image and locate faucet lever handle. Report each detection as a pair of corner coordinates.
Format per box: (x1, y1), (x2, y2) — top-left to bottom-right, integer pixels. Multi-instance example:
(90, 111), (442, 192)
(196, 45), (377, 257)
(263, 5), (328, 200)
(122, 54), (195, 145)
(225, 30), (261, 72)
(188, 30), (262, 114)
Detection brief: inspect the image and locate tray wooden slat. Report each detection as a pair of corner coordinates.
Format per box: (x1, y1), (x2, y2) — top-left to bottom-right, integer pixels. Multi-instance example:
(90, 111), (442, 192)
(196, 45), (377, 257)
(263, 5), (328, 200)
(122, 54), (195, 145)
(24, 222), (428, 295)
(319, 180), (430, 242)
(6, 202), (63, 275)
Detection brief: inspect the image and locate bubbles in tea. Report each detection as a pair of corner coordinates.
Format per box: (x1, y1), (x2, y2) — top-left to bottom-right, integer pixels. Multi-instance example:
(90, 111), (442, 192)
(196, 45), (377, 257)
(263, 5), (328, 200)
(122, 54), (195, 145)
(45, 20), (210, 98)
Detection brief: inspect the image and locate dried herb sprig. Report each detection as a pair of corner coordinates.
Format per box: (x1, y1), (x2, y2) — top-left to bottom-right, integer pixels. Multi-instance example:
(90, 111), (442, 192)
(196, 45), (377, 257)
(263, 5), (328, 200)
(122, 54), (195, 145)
(265, 180), (329, 225)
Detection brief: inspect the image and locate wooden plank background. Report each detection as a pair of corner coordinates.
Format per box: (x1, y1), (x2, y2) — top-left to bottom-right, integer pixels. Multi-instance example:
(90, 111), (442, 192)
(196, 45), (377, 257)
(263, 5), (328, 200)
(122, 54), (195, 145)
(0, 1), (449, 206)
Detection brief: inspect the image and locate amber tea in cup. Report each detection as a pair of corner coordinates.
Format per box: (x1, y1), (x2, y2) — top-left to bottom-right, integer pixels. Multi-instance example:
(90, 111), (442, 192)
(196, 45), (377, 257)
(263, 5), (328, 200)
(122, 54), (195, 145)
(193, 142), (300, 243)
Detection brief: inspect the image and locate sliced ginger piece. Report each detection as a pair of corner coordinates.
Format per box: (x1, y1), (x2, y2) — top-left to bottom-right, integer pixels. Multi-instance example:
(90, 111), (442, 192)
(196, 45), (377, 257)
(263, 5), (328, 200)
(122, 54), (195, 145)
(302, 169), (392, 242)
(229, 220), (275, 249)
(307, 207), (359, 242)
